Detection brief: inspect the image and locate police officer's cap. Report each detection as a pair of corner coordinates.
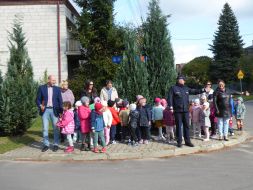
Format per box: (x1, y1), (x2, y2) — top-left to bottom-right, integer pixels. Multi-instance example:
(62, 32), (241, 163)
(177, 75), (186, 80)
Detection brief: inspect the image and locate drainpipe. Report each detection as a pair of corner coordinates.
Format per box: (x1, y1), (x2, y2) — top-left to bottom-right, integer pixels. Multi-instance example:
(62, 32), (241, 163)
(57, 0), (61, 84)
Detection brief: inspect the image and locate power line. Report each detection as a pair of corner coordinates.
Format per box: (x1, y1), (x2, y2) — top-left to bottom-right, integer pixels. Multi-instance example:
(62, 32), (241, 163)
(172, 32), (253, 41)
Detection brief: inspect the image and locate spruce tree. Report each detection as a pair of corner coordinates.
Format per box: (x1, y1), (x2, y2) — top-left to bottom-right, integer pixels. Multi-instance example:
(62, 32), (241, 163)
(142, 0), (176, 100)
(0, 17), (38, 135)
(0, 71), (3, 135)
(72, 0), (125, 93)
(209, 3), (244, 83)
(115, 28), (149, 103)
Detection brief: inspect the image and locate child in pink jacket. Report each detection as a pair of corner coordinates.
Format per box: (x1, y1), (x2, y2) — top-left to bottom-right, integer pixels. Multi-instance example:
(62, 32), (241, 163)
(57, 101), (75, 153)
(78, 96), (92, 151)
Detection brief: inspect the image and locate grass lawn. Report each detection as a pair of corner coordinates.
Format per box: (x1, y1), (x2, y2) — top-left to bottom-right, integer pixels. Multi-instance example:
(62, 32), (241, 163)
(234, 95), (253, 102)
(0, 117), (45, 154)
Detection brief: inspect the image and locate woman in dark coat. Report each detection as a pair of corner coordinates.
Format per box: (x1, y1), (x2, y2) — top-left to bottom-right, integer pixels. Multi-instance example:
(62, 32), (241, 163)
(213, 80), (232, 141)
(80, 80), (98, 104)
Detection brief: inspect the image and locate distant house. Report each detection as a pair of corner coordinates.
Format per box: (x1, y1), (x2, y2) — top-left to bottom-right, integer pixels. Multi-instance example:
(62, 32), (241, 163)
(0, 0), (82, 83)
(244, 41), (253, 56)
(176, 63), (186, 74)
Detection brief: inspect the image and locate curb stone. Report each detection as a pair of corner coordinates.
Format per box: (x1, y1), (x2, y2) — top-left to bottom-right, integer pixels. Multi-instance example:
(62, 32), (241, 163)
(0, 132), (251, 162)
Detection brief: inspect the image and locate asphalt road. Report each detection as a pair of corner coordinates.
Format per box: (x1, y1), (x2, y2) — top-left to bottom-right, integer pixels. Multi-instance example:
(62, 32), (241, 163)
(1, 101), (253, 190)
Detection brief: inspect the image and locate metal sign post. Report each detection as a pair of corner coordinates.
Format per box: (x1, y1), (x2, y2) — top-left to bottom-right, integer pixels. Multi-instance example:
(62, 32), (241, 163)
(237, 70), (244, 94)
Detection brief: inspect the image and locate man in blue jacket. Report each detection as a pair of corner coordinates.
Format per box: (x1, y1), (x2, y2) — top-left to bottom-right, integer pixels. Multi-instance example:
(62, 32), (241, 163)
(168, 75), (206, 148)
(36, 75), (63, 152)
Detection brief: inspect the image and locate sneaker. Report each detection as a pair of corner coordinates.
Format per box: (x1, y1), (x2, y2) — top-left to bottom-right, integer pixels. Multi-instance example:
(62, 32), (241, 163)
(231, 132), (235, 136)
(203, 138), (210, 142)
(52, 145), (59, 152)
(159, 136), (166, 141)
(144, 140), (149, 144)
(41, 146), (49, 152)
(93, 148), (99, 153)
(111, 140), (117, 145)
(64, 146), (74, 153)
(101, 147), (106, 153)
(139, 139), (143, 144)
(80, 144), (85, 151)
(224, 137), (229, 141)
(133, 142), (139, 147)
(198, 134), (202, 138)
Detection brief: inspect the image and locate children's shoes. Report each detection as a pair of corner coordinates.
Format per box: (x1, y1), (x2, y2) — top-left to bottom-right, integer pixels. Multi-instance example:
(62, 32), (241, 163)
(93, 148), (99, 153)
(64, 146), (74, 153)
(101, 147), (106, 153)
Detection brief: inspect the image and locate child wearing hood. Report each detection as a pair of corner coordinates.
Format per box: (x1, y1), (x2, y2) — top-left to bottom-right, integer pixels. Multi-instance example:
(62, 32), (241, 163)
(235, 97), (246, 131)
(200, 102), (211, 141)
(191, 98), (202, 138)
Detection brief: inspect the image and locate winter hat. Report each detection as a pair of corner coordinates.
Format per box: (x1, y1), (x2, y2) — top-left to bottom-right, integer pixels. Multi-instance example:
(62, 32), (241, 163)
(95, 103), (103, 112)
(129, 104), (137, 111)
(155, 97), (161, 103)
(108, 100), (116, 107)
(80, 96), (90, 105)
(136, 95), (144, 102)
(94, 97), (101, 103)
(237, 97), (243, 102)
(203, 102), (209, 108)
(122, 100), (129, 108)
(101, 100), (108, 107)
(194, 98), (200, 104)
(75, 100), (82, 107)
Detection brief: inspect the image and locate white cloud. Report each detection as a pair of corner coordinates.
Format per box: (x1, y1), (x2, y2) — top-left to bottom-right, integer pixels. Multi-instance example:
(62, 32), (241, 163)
(173, 44), (211, 64)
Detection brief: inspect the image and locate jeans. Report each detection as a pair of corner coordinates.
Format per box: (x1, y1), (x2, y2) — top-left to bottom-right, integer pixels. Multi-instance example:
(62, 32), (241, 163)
(217, 117), (229, 137)
(81, 132), (90, 145)
(110, 125), (117, 141)
(93, 130), (106, 148)
(66, 134), (74, 147)
(42, 108), (59, 146)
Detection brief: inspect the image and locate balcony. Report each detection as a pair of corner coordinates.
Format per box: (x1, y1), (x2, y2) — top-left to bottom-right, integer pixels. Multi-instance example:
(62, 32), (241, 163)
(66, 38), (81, 55)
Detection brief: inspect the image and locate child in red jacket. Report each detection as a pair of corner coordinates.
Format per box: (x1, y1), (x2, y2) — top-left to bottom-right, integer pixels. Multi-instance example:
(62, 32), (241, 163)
(108, 100), (120, 144)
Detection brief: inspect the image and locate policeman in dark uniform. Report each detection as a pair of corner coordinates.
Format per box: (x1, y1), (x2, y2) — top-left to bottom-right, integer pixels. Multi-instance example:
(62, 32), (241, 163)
(168, 75), (206, 147)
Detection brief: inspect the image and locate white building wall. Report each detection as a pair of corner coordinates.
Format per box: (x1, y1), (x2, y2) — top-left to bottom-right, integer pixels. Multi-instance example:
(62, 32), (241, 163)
(0, 3), (73, 83)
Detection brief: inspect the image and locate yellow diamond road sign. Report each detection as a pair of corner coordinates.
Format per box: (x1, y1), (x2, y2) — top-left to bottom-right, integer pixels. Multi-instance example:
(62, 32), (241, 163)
(237, 70), (244, 79)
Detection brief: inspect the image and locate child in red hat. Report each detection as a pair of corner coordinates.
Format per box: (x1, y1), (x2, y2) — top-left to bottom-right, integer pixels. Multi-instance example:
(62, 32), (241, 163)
(91, 103), (106, 153)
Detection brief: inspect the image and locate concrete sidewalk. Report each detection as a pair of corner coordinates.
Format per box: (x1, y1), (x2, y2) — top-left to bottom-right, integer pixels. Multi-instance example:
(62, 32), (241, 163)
(0, 130), (251, 162)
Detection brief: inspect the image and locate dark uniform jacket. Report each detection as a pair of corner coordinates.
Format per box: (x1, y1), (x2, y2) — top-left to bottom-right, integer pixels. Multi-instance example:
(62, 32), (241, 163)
(168, 83), (204, 113)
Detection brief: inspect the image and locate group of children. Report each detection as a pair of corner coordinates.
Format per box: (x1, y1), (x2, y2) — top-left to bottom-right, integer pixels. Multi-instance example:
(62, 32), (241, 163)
(190, 94), (246, 141)
(56, 93), (246, 153)
(56, 95), (177, 153)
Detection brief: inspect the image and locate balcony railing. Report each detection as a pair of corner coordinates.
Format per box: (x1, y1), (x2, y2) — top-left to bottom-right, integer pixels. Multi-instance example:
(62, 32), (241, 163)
(66, 38), (81, 55)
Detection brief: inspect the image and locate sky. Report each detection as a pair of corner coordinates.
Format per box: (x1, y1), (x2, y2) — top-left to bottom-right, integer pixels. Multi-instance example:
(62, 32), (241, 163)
(70, 0), (253, 64)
